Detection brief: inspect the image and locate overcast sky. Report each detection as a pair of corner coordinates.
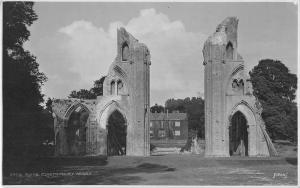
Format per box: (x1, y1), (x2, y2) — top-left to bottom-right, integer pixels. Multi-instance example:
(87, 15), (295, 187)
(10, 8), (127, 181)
(24, 2), (298, 106)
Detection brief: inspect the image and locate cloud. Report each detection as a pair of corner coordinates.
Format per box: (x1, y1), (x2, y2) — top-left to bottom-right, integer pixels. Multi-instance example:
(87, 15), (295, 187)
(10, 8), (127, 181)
(58, 20), (117, 84)
(36, 8), (207, 105)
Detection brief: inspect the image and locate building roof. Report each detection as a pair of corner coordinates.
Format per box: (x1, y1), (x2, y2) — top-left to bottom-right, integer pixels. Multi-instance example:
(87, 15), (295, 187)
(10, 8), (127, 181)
(149, 112), (187, 121)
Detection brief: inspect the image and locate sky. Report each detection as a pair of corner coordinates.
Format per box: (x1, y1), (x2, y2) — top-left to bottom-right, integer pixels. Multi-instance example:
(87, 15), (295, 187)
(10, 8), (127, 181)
(24, 2), (298, 106)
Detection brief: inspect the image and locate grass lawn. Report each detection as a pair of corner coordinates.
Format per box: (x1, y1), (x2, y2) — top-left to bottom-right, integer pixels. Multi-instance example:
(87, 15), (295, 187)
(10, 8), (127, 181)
(3, 143), (297, 185)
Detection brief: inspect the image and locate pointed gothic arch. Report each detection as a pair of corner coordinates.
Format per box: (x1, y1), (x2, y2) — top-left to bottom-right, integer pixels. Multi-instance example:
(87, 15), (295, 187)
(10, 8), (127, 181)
(106, 109), (127, 156)
(122, 42), (130, 61)
(228, 101), (257, 156)
(226, 41), (234, 59)
(64, 102), (91, 123)
(229, 111), (248, 156)
(226, 64), (245, 95)
(63, 102), (91, 155)
(97, 100), (128, 156)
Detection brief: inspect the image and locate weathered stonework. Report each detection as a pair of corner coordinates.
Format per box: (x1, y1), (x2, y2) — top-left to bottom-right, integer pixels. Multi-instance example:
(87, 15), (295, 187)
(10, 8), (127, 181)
(52, 18), (276, 158)
(203, 17), (277, 157)
(52, 28), (151, 156)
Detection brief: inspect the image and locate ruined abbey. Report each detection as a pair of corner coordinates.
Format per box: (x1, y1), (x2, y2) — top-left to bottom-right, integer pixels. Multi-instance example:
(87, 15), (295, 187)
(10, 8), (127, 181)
(203, 17), (277, 157)
(52, 17), (277, 157)
(52, 28), (150, 156)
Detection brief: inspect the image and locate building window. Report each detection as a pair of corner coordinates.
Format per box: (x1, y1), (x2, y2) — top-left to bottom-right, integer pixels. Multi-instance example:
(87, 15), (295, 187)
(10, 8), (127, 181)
(117, 80), (123, 95)
(160, 121), (164, 129)
(122, 42), (129, 61)
(150, 130), (154, 138)
(175, 121), (180, 127)
(226, 42), (233, 59)
(158, 130), (165, 138)
(232, 78), (244, 91)
(111, 81), (115, 95)
(175, 130), (180, 136)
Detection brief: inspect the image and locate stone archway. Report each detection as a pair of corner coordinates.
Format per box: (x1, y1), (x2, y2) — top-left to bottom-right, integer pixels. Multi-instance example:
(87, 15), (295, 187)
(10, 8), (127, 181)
(98, 100), (129, 156)
(64, 103), (90, 156)
(106, 110), (127, 156)
(229, 111), (248, 156)
(53, 28), (151, 157)
(228, 101), (257, 157)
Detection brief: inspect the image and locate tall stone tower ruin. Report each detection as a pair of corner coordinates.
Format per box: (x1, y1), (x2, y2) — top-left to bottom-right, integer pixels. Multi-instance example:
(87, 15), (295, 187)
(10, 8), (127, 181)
(52, 28), (151, 157)
(203, 17), (277, 157)
(99, 28), (151, 156)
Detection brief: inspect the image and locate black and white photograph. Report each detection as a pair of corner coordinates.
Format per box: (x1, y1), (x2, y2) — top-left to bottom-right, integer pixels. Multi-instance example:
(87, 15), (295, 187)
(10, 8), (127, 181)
(2, 0), (298, 186)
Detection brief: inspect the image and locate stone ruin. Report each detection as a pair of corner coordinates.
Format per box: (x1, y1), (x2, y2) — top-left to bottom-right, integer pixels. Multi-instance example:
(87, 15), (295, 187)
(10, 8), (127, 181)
(52, 18), (277, 157)
(203, 17), (277, 157)
(52, 28), (151, 156)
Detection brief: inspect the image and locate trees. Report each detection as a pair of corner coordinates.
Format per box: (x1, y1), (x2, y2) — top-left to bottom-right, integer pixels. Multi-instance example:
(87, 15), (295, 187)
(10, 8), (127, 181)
(165, 97), (205, 138)
(69, 89), (96, 99)
(90, 76), (106, 96)
(68, 76), (106, 99)
(249, 59), (297, 142)
(3, 2), (47, 166)
(45, 97), (53, 113)
(164, 97), (205, 152)
(150, 104), (165, 113)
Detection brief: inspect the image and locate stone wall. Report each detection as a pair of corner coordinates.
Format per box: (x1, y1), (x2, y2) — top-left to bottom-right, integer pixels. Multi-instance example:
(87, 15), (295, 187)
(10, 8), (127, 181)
(52, 28), (151, 157)
(203, 17), (275, 157)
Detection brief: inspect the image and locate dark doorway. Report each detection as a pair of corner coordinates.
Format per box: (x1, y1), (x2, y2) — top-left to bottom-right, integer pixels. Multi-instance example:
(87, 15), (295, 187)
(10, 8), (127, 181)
(107, 110), (127, 156)
(66, 106), (89, 155)
(229, 111), (248, 156)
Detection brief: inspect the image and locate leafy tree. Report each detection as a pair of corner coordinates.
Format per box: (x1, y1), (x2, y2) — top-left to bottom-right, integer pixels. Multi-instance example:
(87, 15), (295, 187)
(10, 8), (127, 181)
(68, 76), (106, 99)
(91, 76), (106, 96)
(150, 104), (165, 113)
(45, 97), (53, 113)
(165, 97), (205, 138)
(69, 89), (96, 99)
(249, 59), (297, 142)
(3, 2), (48, 169)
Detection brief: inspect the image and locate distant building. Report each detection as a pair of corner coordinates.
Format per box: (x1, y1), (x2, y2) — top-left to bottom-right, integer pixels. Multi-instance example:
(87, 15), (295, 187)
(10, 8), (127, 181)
(149, 112), (188, 143)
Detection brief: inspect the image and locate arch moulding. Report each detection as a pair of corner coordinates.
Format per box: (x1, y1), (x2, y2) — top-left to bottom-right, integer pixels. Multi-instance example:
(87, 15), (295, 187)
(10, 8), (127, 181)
(97, 100), (128, 130)
(63, 102), (91, 126)
(228, 101), (256, 126)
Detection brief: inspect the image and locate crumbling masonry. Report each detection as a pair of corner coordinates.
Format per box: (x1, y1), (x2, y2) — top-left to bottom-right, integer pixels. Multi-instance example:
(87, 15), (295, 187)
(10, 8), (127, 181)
(52, 17), (277, 157)
(203, 17), (277, 157)
(52, 28), (151, 156)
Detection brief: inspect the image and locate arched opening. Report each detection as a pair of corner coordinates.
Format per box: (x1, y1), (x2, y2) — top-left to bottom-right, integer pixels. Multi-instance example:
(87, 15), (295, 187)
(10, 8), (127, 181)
(111, 81), (115, 95)
(66, 106), (89, 155)
(122, 42), (129, 61)
(107, 110), (127, 156)
(117, 80), (123, 95)
(231, 78), (244, 94)
(232, 79), (239, 89)
(226, 42), (234, 59)
(229, 111), (248, 156)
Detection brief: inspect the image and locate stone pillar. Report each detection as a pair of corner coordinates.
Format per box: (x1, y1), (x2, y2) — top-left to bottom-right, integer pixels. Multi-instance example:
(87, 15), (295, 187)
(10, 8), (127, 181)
(248, 124), (256, 156)
(204, 60), (212, 156)
(143, 57), (151, 156)
(96, 127), (107, 155)
(203, 17), (240, 157)
(204, 58), (228, 157)
(115, 82), (118, 95)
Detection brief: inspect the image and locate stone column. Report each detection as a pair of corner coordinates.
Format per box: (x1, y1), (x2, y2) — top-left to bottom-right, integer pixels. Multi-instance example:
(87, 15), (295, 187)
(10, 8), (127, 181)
(248, 124), (256, 156)
(115, 82), (118, 95)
